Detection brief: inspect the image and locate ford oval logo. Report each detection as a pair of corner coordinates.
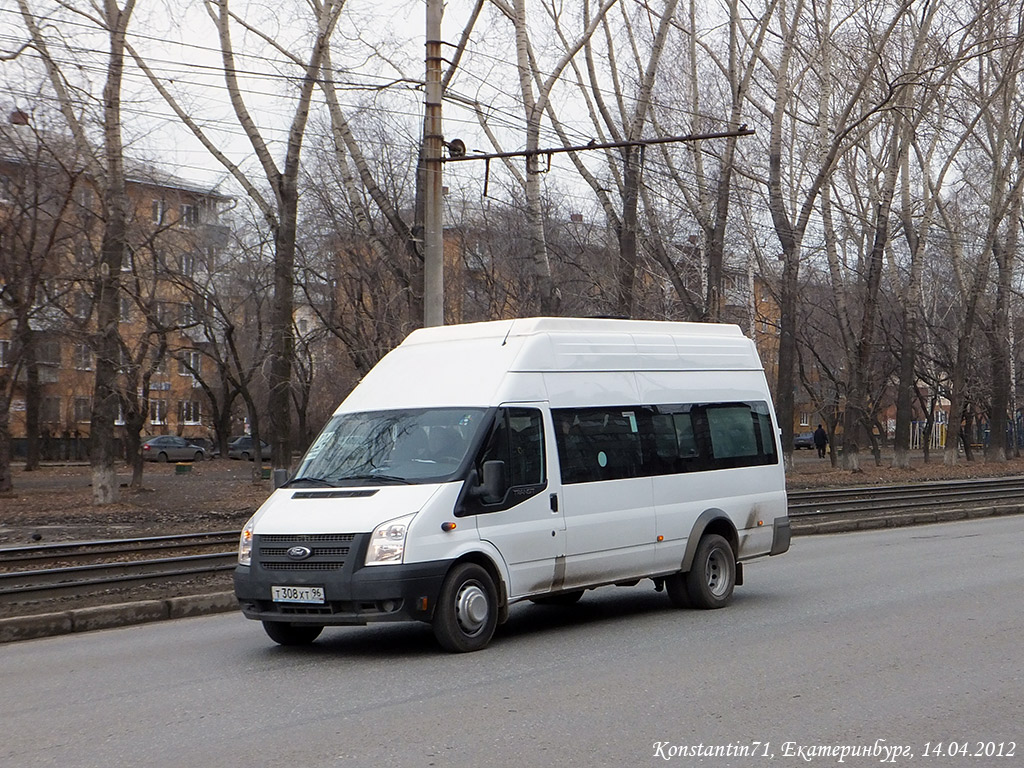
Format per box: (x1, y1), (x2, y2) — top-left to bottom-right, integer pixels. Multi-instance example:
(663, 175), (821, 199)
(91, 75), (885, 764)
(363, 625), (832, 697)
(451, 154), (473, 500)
(287, 546), (313, 560)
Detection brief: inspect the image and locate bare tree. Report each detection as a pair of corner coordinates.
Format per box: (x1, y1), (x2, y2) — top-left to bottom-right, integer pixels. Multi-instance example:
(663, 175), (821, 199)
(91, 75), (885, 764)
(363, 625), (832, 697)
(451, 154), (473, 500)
(128, 0), (344, 473)
(16, 0), (139, 503)
(0, 115), (83, 490)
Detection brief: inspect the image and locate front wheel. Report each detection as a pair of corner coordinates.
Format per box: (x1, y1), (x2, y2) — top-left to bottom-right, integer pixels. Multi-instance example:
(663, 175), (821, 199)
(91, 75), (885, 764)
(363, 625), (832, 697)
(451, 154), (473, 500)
(684, 534), (736, 609)
(432, 563), (498, 653)
(193, 451), (204, 462)
(262, 621), (323, 646)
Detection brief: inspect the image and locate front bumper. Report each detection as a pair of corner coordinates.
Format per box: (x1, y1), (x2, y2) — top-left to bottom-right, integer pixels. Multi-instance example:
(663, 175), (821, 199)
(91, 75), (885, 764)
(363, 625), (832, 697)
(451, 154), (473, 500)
(233, 532), (452, 625)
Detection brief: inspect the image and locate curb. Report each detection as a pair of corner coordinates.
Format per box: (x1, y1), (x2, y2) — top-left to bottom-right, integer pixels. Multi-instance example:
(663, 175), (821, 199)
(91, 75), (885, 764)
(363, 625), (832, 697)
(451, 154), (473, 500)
(791, 502), (1024, 536)
(0, 592), (238, 644)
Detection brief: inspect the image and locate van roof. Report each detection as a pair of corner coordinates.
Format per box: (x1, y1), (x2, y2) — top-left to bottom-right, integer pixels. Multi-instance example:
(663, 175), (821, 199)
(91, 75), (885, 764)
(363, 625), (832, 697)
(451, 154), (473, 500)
(402, 317), (760, 372)
(337, 318), (765, 412)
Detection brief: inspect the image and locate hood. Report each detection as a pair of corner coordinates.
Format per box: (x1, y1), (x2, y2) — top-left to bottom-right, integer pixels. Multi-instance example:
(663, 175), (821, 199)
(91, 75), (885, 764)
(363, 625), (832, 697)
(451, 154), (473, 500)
(250, 483), (448, 535)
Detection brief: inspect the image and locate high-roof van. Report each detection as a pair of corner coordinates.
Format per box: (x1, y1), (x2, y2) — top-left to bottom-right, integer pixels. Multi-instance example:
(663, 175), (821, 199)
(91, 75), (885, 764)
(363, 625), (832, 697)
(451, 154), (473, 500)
(234, 318), (790, 652)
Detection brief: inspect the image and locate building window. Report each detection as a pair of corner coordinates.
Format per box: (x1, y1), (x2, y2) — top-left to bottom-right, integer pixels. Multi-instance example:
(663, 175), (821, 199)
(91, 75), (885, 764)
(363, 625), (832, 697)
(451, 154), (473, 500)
(74, 292), (91, 320)
(40, 396), (60, 424)
(152, 199), (166, 224)
(179, 350), (201, 376)
(120, 296), (133, 322)
(180, 252), (195, 278)
(181, 302), (198, 326)
(800, 412), (811, 427)
(180, 204), (199, 227)
(74, 397), (92, 423)
(38, 339), (61, 367)
(298, 318), (308, 334)
(74, 343), (93, 371)
(75, 241), (92, 264)
(0, 339), (9, 367)
(180, 400), (202, 425)
(115, 403), (125, 426)
(150, 399), (167, 425)
(156, 302), (173, 326)
(76, 185), (94, 210)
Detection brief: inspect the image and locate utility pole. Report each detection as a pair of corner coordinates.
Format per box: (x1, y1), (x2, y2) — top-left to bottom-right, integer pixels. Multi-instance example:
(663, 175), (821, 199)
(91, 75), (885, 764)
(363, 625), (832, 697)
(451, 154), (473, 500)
(423, 0), (444, 327)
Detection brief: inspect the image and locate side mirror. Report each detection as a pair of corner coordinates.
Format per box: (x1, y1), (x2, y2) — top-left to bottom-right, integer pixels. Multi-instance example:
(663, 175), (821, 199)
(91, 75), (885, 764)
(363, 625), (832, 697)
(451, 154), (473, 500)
(479, 460), (507, 504)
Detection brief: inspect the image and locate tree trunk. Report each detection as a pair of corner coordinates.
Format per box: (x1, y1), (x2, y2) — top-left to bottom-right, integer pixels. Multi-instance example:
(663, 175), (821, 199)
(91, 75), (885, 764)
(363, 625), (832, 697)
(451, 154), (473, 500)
(0, 394), (12, 494)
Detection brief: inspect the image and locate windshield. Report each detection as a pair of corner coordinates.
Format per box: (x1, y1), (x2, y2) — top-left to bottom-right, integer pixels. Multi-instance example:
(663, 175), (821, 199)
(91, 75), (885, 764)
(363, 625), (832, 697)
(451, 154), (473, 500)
(292, 408), (489, 485)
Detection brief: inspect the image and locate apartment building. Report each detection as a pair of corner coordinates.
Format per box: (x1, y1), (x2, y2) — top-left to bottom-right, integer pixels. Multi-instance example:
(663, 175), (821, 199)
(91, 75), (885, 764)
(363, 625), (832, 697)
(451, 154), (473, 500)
(1, 115), (232, 456)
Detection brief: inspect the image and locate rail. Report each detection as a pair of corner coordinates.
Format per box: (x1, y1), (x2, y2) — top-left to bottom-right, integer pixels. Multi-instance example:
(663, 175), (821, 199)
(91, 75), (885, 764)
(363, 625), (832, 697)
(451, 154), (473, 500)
(0, 531), (239, 605)
(788, 475), (1024, 518)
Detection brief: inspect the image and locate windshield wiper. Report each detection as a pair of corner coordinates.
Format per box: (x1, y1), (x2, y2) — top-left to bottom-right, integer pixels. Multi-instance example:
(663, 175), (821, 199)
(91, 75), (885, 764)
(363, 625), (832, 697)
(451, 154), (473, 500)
(336, 473), (412, 485)
(281, 477), (337, 488)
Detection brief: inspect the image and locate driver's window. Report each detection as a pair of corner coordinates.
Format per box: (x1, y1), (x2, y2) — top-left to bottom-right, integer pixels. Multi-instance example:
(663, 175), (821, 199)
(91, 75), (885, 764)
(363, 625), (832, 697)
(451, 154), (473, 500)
(480, 408), (545, 486)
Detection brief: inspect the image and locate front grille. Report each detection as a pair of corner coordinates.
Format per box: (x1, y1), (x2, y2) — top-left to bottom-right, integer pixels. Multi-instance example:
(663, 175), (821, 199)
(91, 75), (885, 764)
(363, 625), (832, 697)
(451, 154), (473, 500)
(260, 547), (350, 557)
(266, 562), (343, 571)
(260, 534), (355, 543)
(253, 533), (363, 574)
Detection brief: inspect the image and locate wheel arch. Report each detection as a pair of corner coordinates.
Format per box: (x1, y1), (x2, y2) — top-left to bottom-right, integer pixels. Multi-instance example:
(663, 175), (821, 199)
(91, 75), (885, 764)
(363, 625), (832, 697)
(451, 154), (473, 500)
(680, 509), (739, 573)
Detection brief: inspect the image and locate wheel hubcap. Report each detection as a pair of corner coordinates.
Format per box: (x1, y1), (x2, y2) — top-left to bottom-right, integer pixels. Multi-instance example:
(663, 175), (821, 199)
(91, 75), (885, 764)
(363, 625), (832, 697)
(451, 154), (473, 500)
(455, 582), (489, 635)
(705, 548), (730, 596)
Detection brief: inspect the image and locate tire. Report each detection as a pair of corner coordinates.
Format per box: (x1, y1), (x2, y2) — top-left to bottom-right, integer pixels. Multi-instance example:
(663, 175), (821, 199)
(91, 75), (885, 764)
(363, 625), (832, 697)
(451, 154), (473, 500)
(432, 563), (498, 652)
(262, 621), (323, 646)
(664, 572), (692, 609)
(530, 590), (584, 606)
(242, 451), (251, 461)
(157, 452), (169, 463)
(684, 534), (736, 609)
(193, 451), (204, 462)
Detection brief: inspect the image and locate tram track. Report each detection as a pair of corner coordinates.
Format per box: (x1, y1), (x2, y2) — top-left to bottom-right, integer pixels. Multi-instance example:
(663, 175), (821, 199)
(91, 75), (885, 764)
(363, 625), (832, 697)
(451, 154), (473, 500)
(2, 476), (1024, 610)
(0, 531), (239, 606)
(787, 474), (1024, 529)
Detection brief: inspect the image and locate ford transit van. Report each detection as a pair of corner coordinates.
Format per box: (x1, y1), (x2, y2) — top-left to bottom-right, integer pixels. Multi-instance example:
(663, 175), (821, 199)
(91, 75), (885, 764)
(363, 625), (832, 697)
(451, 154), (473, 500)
(234, 317), (790, 652)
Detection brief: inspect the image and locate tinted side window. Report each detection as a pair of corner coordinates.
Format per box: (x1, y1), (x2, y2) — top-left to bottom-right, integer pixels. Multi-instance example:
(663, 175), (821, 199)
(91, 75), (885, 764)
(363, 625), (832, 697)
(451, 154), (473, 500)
(553, 408), (644, 483)
(706, 405), (759, 459)
(479, 407), (545, 487)
(554, 401), (777, 484)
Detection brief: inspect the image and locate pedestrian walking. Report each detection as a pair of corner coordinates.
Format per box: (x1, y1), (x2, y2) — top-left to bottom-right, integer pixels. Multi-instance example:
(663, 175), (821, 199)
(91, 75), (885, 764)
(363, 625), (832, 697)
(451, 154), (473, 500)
(813, 424), (828, 458)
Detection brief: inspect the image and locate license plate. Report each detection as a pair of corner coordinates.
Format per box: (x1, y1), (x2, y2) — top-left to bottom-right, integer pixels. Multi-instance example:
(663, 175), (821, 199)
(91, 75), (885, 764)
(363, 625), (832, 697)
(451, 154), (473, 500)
(271, 585), (325, 604)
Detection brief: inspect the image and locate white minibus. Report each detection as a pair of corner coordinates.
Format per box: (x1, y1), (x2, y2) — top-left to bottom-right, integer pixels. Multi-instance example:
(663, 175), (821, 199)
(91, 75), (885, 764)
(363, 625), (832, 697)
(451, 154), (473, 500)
(234, 317), (791, 652)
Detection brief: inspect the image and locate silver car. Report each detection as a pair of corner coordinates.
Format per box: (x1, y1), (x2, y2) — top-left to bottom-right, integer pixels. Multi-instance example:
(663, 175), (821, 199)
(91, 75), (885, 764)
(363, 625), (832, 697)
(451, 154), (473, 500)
(142, 435), (207, 462)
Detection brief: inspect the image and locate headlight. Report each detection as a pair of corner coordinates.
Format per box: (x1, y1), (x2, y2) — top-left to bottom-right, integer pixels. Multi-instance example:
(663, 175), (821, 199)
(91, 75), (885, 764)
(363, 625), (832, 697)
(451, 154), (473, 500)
(366, 514), (415, 566)
(238, 517), (255, 565)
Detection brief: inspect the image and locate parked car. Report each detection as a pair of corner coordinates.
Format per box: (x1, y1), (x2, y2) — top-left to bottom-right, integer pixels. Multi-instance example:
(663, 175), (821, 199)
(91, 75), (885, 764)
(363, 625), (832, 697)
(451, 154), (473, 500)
(187, 437), (220, 458)
(793, 431), (815, 450)
(228, 435), (271, 461)
(142, 435), (207, 462)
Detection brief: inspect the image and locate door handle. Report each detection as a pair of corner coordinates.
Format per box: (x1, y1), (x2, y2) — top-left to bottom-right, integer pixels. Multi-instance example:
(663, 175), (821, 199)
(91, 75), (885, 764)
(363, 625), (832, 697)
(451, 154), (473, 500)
(550, 493), (559, 513)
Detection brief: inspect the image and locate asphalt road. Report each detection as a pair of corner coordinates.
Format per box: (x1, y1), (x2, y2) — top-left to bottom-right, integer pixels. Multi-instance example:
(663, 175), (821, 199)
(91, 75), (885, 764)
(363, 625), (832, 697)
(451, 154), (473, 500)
(1, 517), (1021, 768)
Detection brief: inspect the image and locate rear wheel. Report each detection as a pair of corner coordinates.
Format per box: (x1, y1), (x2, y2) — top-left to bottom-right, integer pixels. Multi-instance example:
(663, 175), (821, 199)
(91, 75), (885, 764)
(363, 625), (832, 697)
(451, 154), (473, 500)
(262, 621), (323, 646)
(684, 534), (736, 609)
(157, 452), (169, 463)
(432, 563), (498, 652)
(242, 451), (251, 461)
(193, 451), (204, 462)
